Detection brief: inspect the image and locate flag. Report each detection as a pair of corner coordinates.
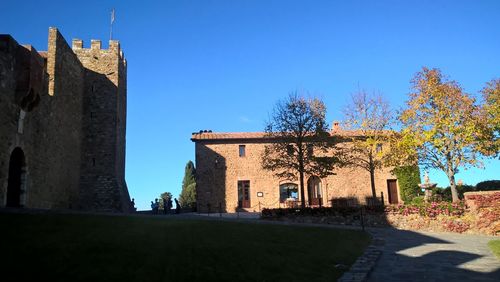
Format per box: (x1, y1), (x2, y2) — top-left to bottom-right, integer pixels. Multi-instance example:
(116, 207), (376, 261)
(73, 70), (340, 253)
(111, 8), (115, 24)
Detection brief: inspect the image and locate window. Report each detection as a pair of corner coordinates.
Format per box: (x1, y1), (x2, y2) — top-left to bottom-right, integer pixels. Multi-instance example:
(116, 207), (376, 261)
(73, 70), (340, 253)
(287, 145), (294, 155)
(239, 145), (246, 157)
(307, 144), (313, 157)
(279, 183), (298, 202)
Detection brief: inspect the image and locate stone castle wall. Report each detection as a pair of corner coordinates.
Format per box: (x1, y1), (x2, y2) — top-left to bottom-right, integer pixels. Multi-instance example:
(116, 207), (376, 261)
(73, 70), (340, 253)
(194, 138), (400, 213)
(72, 37), (130, 212)
(27, 28), (85, 209)
(0, 28), (131, 212)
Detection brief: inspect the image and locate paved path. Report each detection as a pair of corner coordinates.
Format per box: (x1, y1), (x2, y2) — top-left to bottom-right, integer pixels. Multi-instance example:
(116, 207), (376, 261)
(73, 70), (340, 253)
(367, 228), (500, 282)
(190, 212), (500, 281)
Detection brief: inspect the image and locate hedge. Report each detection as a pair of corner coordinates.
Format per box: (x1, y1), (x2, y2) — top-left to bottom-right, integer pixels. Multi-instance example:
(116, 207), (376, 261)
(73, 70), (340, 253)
(476, 180), (500, 191)
(393, 165), (421, 202)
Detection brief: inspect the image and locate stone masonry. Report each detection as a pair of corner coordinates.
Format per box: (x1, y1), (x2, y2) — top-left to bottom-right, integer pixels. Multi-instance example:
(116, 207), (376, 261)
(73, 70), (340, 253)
(192, 131), (401, 213)
(0, 28), (131, 212)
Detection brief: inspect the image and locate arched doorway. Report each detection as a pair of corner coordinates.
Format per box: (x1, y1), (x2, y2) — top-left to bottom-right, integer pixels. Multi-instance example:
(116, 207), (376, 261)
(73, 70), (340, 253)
(307, 176), (322, 206)
(6, 147), (26, 207)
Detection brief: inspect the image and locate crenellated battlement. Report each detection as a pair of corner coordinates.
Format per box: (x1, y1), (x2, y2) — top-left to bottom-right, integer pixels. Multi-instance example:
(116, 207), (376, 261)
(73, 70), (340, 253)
(71, 38), (125, 61)
(0, 27), (131, 212)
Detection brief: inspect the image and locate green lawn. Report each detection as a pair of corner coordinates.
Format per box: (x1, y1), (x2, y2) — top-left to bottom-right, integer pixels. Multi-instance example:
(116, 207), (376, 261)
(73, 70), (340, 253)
(488, 240), (500, 259)
(0, 213), (369, 282)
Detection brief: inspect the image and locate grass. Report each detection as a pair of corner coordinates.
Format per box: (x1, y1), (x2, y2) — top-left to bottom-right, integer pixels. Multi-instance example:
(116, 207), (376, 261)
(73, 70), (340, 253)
(488, 240), (500, 259)
(0, 213), (369, 282)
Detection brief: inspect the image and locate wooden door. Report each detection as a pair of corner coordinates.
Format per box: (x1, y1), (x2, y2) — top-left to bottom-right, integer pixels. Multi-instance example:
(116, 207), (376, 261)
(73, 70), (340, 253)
(387, 179), (399, 204)
(307, 176), (322, 206)
(238, 180), (251, 208)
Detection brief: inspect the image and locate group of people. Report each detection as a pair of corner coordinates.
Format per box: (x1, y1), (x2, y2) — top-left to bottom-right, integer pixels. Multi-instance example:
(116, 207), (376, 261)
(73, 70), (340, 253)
(150, 197), (181, 214)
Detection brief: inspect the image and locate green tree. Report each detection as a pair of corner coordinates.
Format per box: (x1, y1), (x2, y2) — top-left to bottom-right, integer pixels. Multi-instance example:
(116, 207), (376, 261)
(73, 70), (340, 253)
(159, 192), (173, 209)
(398, 68), (487, 202)
(342, 89), (393, 198)
(478, 79), (500, 157)
(179, 161), (196, 209)
(262, 93), (340, 208)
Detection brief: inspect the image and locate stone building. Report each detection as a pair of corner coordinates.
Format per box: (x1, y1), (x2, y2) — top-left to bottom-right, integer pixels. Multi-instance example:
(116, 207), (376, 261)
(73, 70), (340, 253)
(0, 27), (131, 212)
(191, 128), (401, 213)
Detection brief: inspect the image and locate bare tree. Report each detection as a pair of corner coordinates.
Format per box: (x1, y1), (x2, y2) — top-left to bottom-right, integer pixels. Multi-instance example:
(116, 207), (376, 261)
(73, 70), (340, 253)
(342, 89), (393, 199)
(262, 93), (340, 208)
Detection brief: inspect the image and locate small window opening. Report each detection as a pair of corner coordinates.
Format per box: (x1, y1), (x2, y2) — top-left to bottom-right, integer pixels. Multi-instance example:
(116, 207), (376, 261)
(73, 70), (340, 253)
(239, 145), (246, 157)
(307, 144), (314, 157)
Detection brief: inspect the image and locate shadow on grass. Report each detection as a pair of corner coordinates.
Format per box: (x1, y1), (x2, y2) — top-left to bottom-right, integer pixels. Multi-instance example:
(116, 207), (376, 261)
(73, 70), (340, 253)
(0, 211), (369, 282)
(259, 202), (500, 281)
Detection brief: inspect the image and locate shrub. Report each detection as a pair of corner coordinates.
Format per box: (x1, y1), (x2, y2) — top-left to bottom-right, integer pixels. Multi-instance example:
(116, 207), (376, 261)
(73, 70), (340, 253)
(393, 165), (421, 202)
(261, 205), (385, 219)
(385, 201), (466, 218)
(432, 187), (452, 202)
(476, 180), (500, 191)
(474, 208), (499, 231)
(466, 192), (500, 209)
(409, 196), (424, 205)
(442, 219), (470, 233)
(432, 185), (476, 201)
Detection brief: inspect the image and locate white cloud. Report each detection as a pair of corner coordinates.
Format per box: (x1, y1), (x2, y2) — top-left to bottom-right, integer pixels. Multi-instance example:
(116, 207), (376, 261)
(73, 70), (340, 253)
(239, 116), (252, 123)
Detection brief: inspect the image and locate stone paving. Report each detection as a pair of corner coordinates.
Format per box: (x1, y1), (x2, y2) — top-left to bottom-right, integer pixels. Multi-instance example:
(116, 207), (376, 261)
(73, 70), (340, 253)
(367, 228), (500, 282)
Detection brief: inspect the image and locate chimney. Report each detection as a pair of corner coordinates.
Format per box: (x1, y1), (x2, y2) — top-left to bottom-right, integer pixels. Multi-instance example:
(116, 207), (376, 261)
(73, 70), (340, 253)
(332, 121), (340, 132)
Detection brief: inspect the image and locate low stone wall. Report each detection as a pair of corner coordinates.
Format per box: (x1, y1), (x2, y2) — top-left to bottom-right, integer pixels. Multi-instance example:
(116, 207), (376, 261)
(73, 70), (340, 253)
(464, 190), (500, 211)
(262, 192), (500, 235)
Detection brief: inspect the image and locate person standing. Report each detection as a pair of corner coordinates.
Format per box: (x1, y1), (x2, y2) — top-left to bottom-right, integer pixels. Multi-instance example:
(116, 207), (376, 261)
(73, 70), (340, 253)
(163, 197), (169, 215)
(131, 198), (136, 211)
(168, 198), (173, 212)
(174, 198), (181, 214)
(154, 198), (159, 214)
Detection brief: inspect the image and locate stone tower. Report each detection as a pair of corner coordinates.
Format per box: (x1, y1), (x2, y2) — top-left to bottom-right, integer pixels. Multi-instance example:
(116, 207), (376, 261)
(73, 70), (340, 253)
(0, 27), (131, 212)
(71, 36), (130, 212)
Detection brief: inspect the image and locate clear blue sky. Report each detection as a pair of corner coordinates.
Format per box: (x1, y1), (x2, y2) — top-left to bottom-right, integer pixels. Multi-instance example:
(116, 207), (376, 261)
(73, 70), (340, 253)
(2, 1), (499, 210)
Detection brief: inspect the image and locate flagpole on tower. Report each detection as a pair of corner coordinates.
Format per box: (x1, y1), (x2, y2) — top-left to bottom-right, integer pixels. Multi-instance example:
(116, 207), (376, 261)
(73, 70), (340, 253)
(110, 8), (115, 40)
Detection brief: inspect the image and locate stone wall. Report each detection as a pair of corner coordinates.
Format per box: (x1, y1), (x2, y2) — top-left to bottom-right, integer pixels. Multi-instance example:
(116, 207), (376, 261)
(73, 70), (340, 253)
(263, 194), (500, 235)
(0, 35), (25, 206)
(194, 137), (400, 213)
(27, 28), (85, 208)
(463, 190), (500, 211)
(0, 28), (131, 212)
(0, 29), (85, 208)
(73, 38), (130, 212)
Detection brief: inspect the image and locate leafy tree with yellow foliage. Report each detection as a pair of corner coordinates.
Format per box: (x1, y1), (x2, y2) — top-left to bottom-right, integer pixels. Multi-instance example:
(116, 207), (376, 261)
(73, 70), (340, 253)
(398, 68), (489, 202)
(478, 79), (500, 157)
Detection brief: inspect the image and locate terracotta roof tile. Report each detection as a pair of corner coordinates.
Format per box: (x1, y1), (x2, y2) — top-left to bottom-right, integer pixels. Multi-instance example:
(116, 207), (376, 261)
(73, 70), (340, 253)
(191, 132), (267, 140)
(190, 130), (389, 141)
